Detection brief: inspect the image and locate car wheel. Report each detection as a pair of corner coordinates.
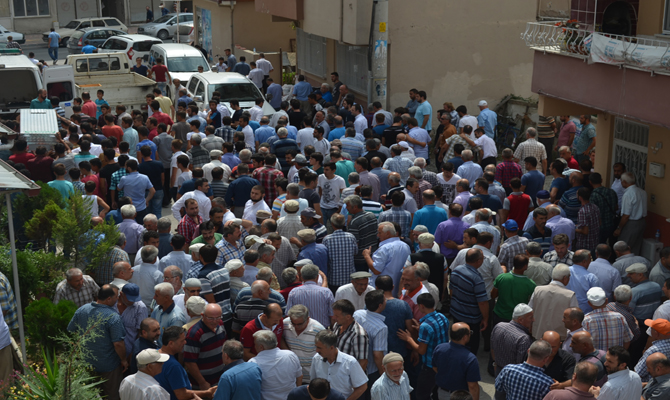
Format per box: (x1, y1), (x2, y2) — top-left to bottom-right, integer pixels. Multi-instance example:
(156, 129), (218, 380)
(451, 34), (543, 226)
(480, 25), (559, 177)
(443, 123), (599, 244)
(157, 30), (169, 40)
(60, 37), (69, 47)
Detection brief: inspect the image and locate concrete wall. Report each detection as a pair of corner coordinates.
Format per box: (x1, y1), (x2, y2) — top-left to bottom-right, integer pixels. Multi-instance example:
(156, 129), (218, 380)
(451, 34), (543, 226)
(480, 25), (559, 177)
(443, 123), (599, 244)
(342, 0), (372, 45)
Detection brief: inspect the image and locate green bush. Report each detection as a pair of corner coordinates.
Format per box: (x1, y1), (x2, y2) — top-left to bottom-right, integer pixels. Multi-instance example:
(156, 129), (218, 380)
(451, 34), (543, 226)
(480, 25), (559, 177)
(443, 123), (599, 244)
(23, 298), (77, 357)
(13, 183), (64, 227)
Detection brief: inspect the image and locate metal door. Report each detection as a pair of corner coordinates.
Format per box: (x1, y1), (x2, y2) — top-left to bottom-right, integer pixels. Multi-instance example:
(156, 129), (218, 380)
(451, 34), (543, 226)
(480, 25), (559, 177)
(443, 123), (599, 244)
(611, 117), (648, 189)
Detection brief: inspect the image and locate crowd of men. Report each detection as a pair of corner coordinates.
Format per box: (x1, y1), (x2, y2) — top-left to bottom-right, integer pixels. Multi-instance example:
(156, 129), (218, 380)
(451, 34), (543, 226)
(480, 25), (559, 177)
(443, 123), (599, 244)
(1, 77), (670, 400)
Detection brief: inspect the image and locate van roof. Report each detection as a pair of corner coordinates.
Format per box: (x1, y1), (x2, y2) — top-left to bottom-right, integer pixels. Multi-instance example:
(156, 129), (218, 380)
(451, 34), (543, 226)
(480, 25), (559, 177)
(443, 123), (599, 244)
(195, 72), (253, 85)
(116, 34), (162, 42)
(0, 55), (40, 69)
(152, 43), (204, 56)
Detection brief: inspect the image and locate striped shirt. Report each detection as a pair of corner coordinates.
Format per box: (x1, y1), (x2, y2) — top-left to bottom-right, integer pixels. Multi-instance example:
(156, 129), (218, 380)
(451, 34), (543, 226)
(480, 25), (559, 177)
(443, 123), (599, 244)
(286, 281), (334, 328)
(348, 211), (379, 265)
(497, 235), (529, 270)
(323, 230), (358, 287)
(183, 320), (226, 388)
(417, 311), (450, 368)
(333, 320), (369, 361)
(491, 321), (533, 368)
(449, 264), (489, 324)
(353, 310), (388, 374)
(283, 317), (326, 382)
(206, 268), (232, 323)
(232, 298), (267, 332)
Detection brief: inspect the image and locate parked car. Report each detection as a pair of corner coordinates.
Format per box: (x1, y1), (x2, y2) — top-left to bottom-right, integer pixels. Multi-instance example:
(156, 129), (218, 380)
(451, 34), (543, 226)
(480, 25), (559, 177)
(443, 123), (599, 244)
(137, 13), (193, 41)
(67, 28), (125, 54)
(149, 43), (209, 98)
(98, 34), (163, 63)
(0, 25), (25, 44)
(186, 72), (275, 117)
(43, 17), (128, 47)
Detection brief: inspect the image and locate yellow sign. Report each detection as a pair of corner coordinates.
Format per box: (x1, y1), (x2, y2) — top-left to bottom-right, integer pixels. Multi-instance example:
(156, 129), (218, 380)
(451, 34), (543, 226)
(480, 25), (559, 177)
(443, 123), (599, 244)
(379, 22), (386, 33)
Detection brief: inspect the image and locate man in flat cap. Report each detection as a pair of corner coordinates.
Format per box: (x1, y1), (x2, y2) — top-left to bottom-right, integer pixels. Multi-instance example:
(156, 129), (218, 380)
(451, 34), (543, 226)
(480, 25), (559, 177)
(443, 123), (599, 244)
(371, 352), (413, 400)
(335, 272), (375, 311)
(226, 259), (249, 303)
(297, 229), (329, 275)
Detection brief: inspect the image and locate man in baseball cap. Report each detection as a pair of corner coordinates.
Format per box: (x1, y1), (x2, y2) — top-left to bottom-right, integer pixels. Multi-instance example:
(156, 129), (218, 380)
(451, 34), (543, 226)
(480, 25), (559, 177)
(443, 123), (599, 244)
(119, 348), (170, 398)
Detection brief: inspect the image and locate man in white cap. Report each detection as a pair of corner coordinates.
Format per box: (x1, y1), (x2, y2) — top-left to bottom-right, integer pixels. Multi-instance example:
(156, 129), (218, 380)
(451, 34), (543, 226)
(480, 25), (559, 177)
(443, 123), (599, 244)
(202, 149), (230, 182)
(226, 259), (249, 303)
(335, 272), (375, 311)
(294, 258), (328, 287)
(582, 286), (633, 351)
(173, 278), (203, 315)
(120, 348), (170, 399)
(371, 352), (412, 400)
(183, 296), (207, 330)
(477, 100), (497, 139)
(491, 303), (534, 375)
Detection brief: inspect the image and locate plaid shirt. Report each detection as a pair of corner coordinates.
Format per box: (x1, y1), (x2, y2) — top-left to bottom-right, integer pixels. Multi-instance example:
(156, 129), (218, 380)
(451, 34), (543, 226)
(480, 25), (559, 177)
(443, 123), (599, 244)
(177, 214), (203, 244)
(583, 308), (634, 351)
(187, 146), (210, 169)
(495, 160), (523, 189)
(0, 272), (18, 330)
(575, 202), (600, 253)
(110, 168), (128, 196)
(378, 207), (412, 238)
(96, 246), (130, 286)
(215, 237), (246, 265)
(348, 211), (379, 264)
(491, 321), (533, 368)
(514, 138), (547, 174)
(333, 320), (369, 361)
(6, 41), (21, 49)
(53, 275), (100, 308)
(442, 134), (472, 162)
(252, 166), (285, 206)
(414, 179), (432, 209)
(417, 311), (450, 368)
(591, 187), (619, 234)
(323, 230), (358, 287)
(605, 302), (641, 342)
(495, 362), (552, 400)
(215, 126), (236, 143)
(422, 170), (439, 188)
(542, 250), (574, 267)
(635, 338), (670, 382)
(497, 235), (530, 269)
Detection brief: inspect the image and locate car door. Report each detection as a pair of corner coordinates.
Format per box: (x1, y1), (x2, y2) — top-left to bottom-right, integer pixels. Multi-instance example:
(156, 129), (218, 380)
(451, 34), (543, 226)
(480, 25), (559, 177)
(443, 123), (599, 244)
(92, 19), (105, 28)
(79, 21), (91, 29)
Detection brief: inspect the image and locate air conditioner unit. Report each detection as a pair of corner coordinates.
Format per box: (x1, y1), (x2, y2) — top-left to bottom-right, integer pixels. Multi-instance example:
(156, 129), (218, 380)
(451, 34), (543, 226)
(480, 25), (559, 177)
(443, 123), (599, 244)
(641, 238), (663, 267)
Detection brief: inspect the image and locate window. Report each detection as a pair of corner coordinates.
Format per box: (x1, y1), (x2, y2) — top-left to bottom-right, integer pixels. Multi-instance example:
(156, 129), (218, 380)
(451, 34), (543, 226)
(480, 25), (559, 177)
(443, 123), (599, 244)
(102, 38), (126, 50)
(664, 0), (670, 33)
(613, 117), (648, 189)
(13, 0), (49, 16)
(195, 81), (205, 97)
(92, 20), (105, 27)
(75, 59), (89, 73)
(134, 41), (159, 52)
(336, 43), (368, 94)
(188, 77), (199, 93)
(80, 21), (91, 29)
(47, 81), (74, 102)
(89, 30), (107, 40)
(297, 28), (326, 78)
(179, 15), (192, 23)
(104, 19), (121, 26)
(208, 83), (260, 102)
(109, 57), (121, 71)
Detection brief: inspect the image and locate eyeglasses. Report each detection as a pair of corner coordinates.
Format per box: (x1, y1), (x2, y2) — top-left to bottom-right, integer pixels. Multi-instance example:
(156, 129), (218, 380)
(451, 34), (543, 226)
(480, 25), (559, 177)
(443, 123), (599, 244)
(163, 276), (177, 281)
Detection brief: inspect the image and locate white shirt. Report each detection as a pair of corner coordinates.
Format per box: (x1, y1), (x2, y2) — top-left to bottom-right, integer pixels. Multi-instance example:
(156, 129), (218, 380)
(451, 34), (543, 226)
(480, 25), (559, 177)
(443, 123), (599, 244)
(599, 369), (642, 400)
(270, 109), (288, 128)
(171, 189), (211, 222)
(620, 184), (647, 220)
(297, 127), (316, 152)
(256, 58), (274, 75)
(475, 134), (497, 159)
(72, 143), (103, 156)
(458, 115), (478, 131)
(248, 68), (264, 88)
(314, 138), (331, 155)
(173, 293), (208, 315)
(243, 199), (271, 224)
(249, 104), (264, 122)
(318, 174), (346, 210)
(202, 159), (231, 183)
(611, 178), (624, 211)
(119, 371), (170, 400)
(310, 350), (368, 398)
(354, 114), (368, 134)
(249, 348), (303, 400)
(216, 62), (227, 72)
(335, 283), (374, 311)
(242, 125), (255, 151)
(186, 131), (206, 141)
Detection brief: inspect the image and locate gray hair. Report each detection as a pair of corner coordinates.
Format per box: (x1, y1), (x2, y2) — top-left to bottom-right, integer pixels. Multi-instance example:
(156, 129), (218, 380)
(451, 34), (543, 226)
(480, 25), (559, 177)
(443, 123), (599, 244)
(154, 282), (175, 296)
(526, 241), (542, 256)
(287, 183), (300, 196)
(528, 339), (552, 360)
(475, 208), (491, 221)
(112, 262), (127, 277)
(388, 173), (401, 184)
(408, 166), (423, 179)
(141, 245), (159, 263)
(321, 83), (330, 90)
(379, 221), (396, 235)
(558, 145), (571, 153)
(613, 241), (629, 253)
(222, 339), (244, 360)
(526, 127), (538, 138)
(621, 172), (636, 185)
(116, 232), (127, 247)
(256, 267), (274, 283)
(315, 329), (338, 347)
(157, 217), (172, 231)
(239, 149), (252, 162)
(288, 304), (309, 320)
(461, 150), (473, 161)
(281, 267), (298, 285)
(414, 262), (430, 280)
(552, 264), (571, 281)
(277, 127), (289, 137)
(348, 172), (360, 184)
(330, 213), (346, 229)
(614, 284), (633, 303)
(253, 329), (278, 349)
(164, 265), (183, 280)
(413, 158), (426, 168)
(191, 134), (202, 144)
(258, 244), (276, 258)
(301, 264), (320, 281)
(343, 195), (363, 209)
(120, 204), (136, 218)
(144, 213), (158, 225)
(251, 280), (267, 295)
(66, 268), (83, 280)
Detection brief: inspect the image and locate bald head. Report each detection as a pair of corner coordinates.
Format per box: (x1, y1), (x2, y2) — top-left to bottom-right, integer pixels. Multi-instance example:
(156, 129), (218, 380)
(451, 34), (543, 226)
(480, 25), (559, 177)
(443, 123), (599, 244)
(542, 331), (561, 356)
(647, 352), (670, 378)
(251, 280), (270, 300)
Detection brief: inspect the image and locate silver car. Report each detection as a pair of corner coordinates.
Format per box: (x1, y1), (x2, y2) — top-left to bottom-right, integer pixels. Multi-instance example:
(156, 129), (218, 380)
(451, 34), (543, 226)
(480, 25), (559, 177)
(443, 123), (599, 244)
(137, 13), (193, 41)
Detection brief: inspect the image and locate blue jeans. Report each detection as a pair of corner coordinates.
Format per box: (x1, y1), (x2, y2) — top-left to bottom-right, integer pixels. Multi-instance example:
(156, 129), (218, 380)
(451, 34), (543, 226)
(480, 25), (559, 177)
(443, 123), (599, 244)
(150, 190), (164, 218)
(48, 47), (58, 62)
(322, 207), (337, 233)
(157, 82), (167, 95)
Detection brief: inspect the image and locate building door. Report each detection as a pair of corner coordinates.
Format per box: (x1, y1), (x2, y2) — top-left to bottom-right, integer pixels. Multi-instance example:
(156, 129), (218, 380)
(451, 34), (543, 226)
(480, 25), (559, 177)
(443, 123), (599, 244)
(75, 0), (98, 19)
(612, 117), (648, 189)
(56, 0), (77, 27)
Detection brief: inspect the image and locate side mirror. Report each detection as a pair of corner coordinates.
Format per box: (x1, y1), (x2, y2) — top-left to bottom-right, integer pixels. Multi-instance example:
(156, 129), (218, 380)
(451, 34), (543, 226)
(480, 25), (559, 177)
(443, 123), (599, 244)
(193, 96), (202, 102)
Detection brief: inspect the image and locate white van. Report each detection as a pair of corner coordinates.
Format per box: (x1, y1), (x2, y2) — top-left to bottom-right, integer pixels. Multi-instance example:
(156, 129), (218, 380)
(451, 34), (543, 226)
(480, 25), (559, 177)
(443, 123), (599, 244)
(0, 55), (44, 117)
(186, 72), (275, 117)
(149, 43), (209, 98)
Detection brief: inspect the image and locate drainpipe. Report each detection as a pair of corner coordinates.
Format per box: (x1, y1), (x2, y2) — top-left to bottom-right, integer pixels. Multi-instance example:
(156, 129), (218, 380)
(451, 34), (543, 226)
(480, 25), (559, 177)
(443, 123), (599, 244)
(230, 1), (235, 52)
(367, 0), (388, 108)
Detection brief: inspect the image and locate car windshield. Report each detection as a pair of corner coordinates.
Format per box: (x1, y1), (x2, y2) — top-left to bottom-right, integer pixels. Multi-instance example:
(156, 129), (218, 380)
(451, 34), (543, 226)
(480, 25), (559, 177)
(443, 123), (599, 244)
(72, 31), (85, 39)
(209, 83), (260, 102)
(65, 21), (80, 29)
(153, 15), (173, 24)
(167, 56), (208, 72)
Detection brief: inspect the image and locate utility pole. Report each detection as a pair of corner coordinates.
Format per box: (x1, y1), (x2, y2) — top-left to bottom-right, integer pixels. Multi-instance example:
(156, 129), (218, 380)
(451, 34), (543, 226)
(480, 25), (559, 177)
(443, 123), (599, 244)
(368, 0), (388, 108)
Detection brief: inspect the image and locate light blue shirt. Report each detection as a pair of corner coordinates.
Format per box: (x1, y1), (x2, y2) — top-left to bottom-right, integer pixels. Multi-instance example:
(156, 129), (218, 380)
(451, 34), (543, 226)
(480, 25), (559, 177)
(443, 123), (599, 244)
(48, 31), (60, 47)
(159, 251), (194, 276)
(292, 81), (312, 101)
(629, 280), (662, 320)
(406, 99), (419, 117)
(588, 258), (622, 301)
(369, 237), (412, 297)
(118, 171), (153, 212)
(522, 203), (567, 231)
(620, 184), (647, 220)
(477, 108), (497, 138)
(565, 264), (601, 313)
(254, 125), (275, 145)
(472, 221), (501, 254)
(123, 127), (139, 153)
(267, 83), (283, 109)
(371, 371), (413, 400)
(382, 156), (414, 185)
(411, 205), (448, 235)
(546, 215), (576, 250)
(352, 310), (388, 375)
(456, 161), (483, 188)
(408, 127), (431, 158)
(414, 101), (432, 131)
(371, 167), (391, 197)
(130, 262), (164, 307)
(187, 115), (207, 133)
(340, 137), (365, 159)
(329, 127), (346, 141)
(151, 302), (187, 347)
(81, 44), (97, 54)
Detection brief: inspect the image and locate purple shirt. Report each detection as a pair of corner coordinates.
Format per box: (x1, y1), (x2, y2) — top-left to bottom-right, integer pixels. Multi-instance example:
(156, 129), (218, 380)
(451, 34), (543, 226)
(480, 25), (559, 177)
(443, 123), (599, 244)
(453, 191), (473, 210)
(434, 217), (470, 258)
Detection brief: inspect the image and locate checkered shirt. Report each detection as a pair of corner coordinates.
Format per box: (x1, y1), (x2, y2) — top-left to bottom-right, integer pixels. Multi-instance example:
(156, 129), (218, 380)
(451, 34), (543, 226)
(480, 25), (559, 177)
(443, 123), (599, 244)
(187, 146), (210, 169)
(53, 275), (100, 308)
(575, 202), (601, 253)
(333, 320), (369, 361)
(378, 207), (412, 238)
(495, 161), (523, 189)
(178, 215), (203, 244)
(414, 179), (432, 209)
(605, 302), (641, 342)
(6, 41), (21, 49)
(72, 181), (85, 195)
(323, 230), (358, 287)
(185, 261), (204, 280)
(417, 311), (450, 368)
(495, 362), (553, 400)
(215, 237), (246, 265)
(97, 246), (130, 285)
(514, 138), (547, 174)
(497, 235), (530, 269)
(635, 338), (670, 382)
(422, 170), (439, 188)
(348, 211), (379, 264)
(215, 126), (236, 143)
(383, 156), (414, 185)
(0, 272), (18, 330)
(252, 166), (285, 206)
(109, 168), (128, 196)
(442, 134), (472, 162)
(542, 250), (574, 267)
(278, 214), (305, 253)
(583, 308), (633, 351)
(491, 321), (533, 368)
(591, 187), (619, 234)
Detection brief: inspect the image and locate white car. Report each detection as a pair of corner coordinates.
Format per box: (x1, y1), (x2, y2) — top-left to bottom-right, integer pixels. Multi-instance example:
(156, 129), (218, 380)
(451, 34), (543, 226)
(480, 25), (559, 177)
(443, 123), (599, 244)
(186, 72), (275, 117)
(98, 34), (163, 63)
(43, 17), (128, 47)
(0, 25), (25, 44)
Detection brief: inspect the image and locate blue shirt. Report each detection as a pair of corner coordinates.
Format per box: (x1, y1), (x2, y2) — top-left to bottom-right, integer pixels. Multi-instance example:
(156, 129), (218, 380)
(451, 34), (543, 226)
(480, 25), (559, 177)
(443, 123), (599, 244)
(118, 171), (153, 212)
(232, 62), (251, 76)
(178, 178), (214, 196)
(566, 264), (601, 313)
(414, 101), (433, 131)
(406, 99), (419, 117)
(132, 65), (149, 76)
(48, 31), (60, 47)
(456, 161), (483, 188)
(81, 45), (97, 54)
(136, 139), (157, 160)
(408, 127), (431, 158)
(267, 83), (283, 109)
(67, 302), (125, 372)
(433, 341), (481, 391)
(630, 280), (662, 320)
(370, 237), (412, 297)
(155, 354), (192, 400)
(254, 125), (275, 145)
(559, 186), (582, 224)
(187, 116), (207, 133)
(370, 167), (391, 197)
(322, 92), (333, 103)
(449, 264), (488, 323)
(225, 175), (260, 207)
(380, 299), (413, 357)
(372, 124), (389, 137)
(292, 81), (313, 101)
(447, 156), (464, 171)
(151, 302), (187, 347)
(214, 361), (263, 400)
(573, 123), (596, 154)
(417, 311), (450, 368)
(521, 170), (545, 204)
(328, 127), (346, 141)
(477, 108), (497, 138)
(550, 176), (570, 202)
(298, 242), (329, 275)
(289, 385), (345, 400)
(411, 205), (448, 235)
